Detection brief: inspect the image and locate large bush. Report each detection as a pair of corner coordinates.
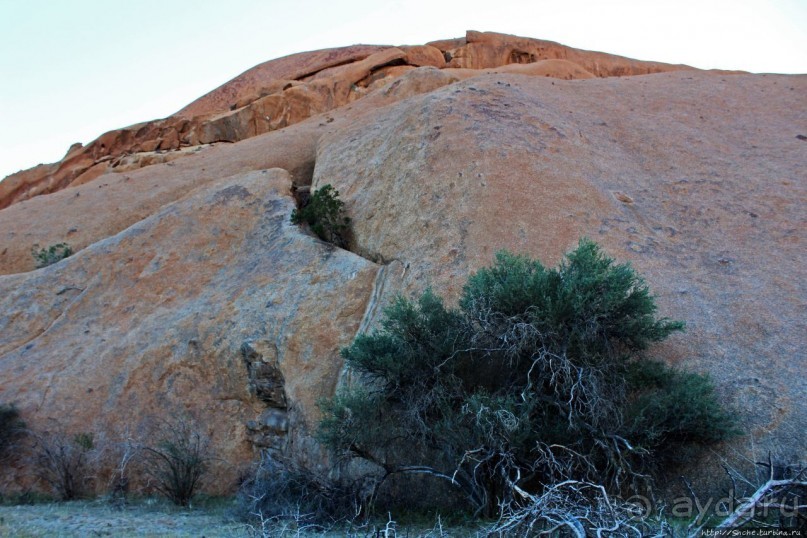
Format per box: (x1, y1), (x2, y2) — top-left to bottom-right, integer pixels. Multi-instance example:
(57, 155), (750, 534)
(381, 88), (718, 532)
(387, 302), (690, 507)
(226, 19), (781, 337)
(319, 239), (737, 517)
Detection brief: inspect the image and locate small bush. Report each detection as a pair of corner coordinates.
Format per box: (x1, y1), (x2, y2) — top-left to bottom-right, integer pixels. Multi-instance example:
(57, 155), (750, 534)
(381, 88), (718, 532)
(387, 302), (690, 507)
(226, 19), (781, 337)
(291, 184), (351, 248)
(0, 403), (25, 462)
(32, 243), (73, 268)
(142, 419), (211, 507)
(237, 452), (371, 529)
(34, 431), (98, 500)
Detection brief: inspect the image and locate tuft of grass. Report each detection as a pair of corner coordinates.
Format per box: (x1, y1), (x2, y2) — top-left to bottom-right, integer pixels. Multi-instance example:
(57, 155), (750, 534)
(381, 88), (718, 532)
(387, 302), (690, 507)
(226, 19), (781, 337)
(32, 243), (73, 268)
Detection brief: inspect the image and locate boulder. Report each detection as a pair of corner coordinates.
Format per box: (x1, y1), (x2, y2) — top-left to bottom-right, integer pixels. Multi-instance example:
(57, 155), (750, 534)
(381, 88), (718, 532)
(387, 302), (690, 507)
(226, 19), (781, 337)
(314, 71), (807, 476)
(0, 32), (693, 210)
(0, 168), (385, 490)
(0, 33), (803, 498)
(401, 45), (446, 68)
(0, 163), (59, 210)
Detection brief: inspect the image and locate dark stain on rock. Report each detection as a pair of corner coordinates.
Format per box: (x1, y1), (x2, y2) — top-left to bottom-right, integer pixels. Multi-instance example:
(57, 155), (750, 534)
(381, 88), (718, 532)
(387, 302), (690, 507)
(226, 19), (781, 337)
(212, 185), (251, 206)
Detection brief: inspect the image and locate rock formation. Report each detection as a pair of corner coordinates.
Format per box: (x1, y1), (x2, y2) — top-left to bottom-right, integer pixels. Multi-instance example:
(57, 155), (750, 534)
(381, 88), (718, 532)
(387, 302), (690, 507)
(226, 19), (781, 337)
(0, 31), (695, 211)
(0, 31), (804, 495)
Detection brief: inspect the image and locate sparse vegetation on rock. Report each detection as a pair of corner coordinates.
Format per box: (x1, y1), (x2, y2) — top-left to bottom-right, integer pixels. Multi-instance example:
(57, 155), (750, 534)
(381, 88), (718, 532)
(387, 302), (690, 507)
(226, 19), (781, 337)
(318, 239), (738, 526)
(291, 184), (351, 249)
(31, 242), (72, 268)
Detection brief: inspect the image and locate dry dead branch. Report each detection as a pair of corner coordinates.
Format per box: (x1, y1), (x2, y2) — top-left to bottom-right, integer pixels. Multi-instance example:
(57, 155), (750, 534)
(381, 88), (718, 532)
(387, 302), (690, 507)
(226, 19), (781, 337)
(489, 479), (668, 537)
(712, 454), (806, 531)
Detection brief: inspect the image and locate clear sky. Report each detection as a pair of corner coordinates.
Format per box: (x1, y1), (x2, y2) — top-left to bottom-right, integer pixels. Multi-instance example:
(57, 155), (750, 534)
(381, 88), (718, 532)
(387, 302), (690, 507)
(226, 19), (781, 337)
(1, 0), (805, 180)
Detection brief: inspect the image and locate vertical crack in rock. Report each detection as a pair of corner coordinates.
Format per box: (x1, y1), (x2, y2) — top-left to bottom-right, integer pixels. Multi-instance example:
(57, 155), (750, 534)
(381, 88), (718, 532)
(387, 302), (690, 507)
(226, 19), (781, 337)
(338, 259), (404, 389)
(291, 184), (311, 208)
(356, 261), (398, 336)
(241, 340), (289, 454)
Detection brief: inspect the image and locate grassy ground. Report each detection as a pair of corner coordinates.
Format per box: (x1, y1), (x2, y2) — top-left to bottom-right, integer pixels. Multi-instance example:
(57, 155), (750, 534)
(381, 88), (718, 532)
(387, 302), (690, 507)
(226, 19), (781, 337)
(0, 497), (249, 538)
(0, 497), (485, 537)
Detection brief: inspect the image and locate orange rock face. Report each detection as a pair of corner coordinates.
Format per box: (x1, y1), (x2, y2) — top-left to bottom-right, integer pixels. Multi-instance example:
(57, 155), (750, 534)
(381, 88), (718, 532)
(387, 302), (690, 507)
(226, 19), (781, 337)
(0, 31), (694, 211)
(321, 73), (807, 489)
(440, 30), (691, 75)
(0, 31), (804, 495)
(0, 169), (385, 491)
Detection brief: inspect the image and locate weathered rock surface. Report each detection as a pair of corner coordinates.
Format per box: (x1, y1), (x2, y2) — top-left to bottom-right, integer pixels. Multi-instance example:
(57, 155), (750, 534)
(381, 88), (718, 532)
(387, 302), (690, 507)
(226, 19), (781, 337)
(0, 31), (694, 210)
(176, 45), (391, 118)
(438, 30), (693, 75)
(314, 71), (807, 466)
(0, 163), (59, 209)
(0, 123), (320, 275)
(0, 168), (387, 490)
(0, 31), (804, 495)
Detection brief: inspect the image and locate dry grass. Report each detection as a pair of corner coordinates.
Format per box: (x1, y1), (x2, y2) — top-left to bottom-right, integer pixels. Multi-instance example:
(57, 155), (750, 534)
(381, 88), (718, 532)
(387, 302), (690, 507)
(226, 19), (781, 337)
(0, 498), (249, 538)
(0, 498), (484, 537)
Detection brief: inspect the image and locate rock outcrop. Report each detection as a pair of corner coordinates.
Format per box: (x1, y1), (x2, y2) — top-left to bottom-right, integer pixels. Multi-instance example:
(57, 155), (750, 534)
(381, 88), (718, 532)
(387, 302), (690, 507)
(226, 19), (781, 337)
(0, 31), (695, 211)
(0, 31), (804, 495)
(0, 169), (390, 490)
(314, 72), (807, 458)
(436, 30), (691, 75)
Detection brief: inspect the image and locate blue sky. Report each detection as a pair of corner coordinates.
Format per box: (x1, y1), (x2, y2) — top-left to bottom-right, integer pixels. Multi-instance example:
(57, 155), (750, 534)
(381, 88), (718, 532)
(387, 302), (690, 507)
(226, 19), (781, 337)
(1, 0), (805, 180)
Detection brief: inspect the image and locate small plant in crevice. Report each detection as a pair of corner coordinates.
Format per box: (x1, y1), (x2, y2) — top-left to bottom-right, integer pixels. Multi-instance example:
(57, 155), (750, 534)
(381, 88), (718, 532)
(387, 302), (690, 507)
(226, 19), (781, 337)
(291, 184), (351, 249)
(32, 242), (73, 268)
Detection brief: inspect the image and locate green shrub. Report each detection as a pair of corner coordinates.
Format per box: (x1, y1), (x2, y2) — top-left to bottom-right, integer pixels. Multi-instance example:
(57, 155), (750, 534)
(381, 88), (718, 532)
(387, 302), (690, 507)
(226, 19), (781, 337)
(291, 184), (351, 248)
(32, 243), (73, 268)
(624, 360), (739, 464)
(319, 239), (738, 517)
(0, 403), (25, 462)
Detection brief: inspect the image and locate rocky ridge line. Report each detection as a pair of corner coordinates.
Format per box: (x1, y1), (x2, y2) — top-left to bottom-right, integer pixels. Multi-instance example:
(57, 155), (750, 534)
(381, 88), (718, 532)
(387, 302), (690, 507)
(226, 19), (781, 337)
(0, 31), (698, 210)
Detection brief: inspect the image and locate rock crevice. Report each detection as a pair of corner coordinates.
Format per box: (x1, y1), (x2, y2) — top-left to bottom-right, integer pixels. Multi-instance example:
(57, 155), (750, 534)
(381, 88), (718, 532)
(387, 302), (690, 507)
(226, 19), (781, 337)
(241, 340), (290, 453)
